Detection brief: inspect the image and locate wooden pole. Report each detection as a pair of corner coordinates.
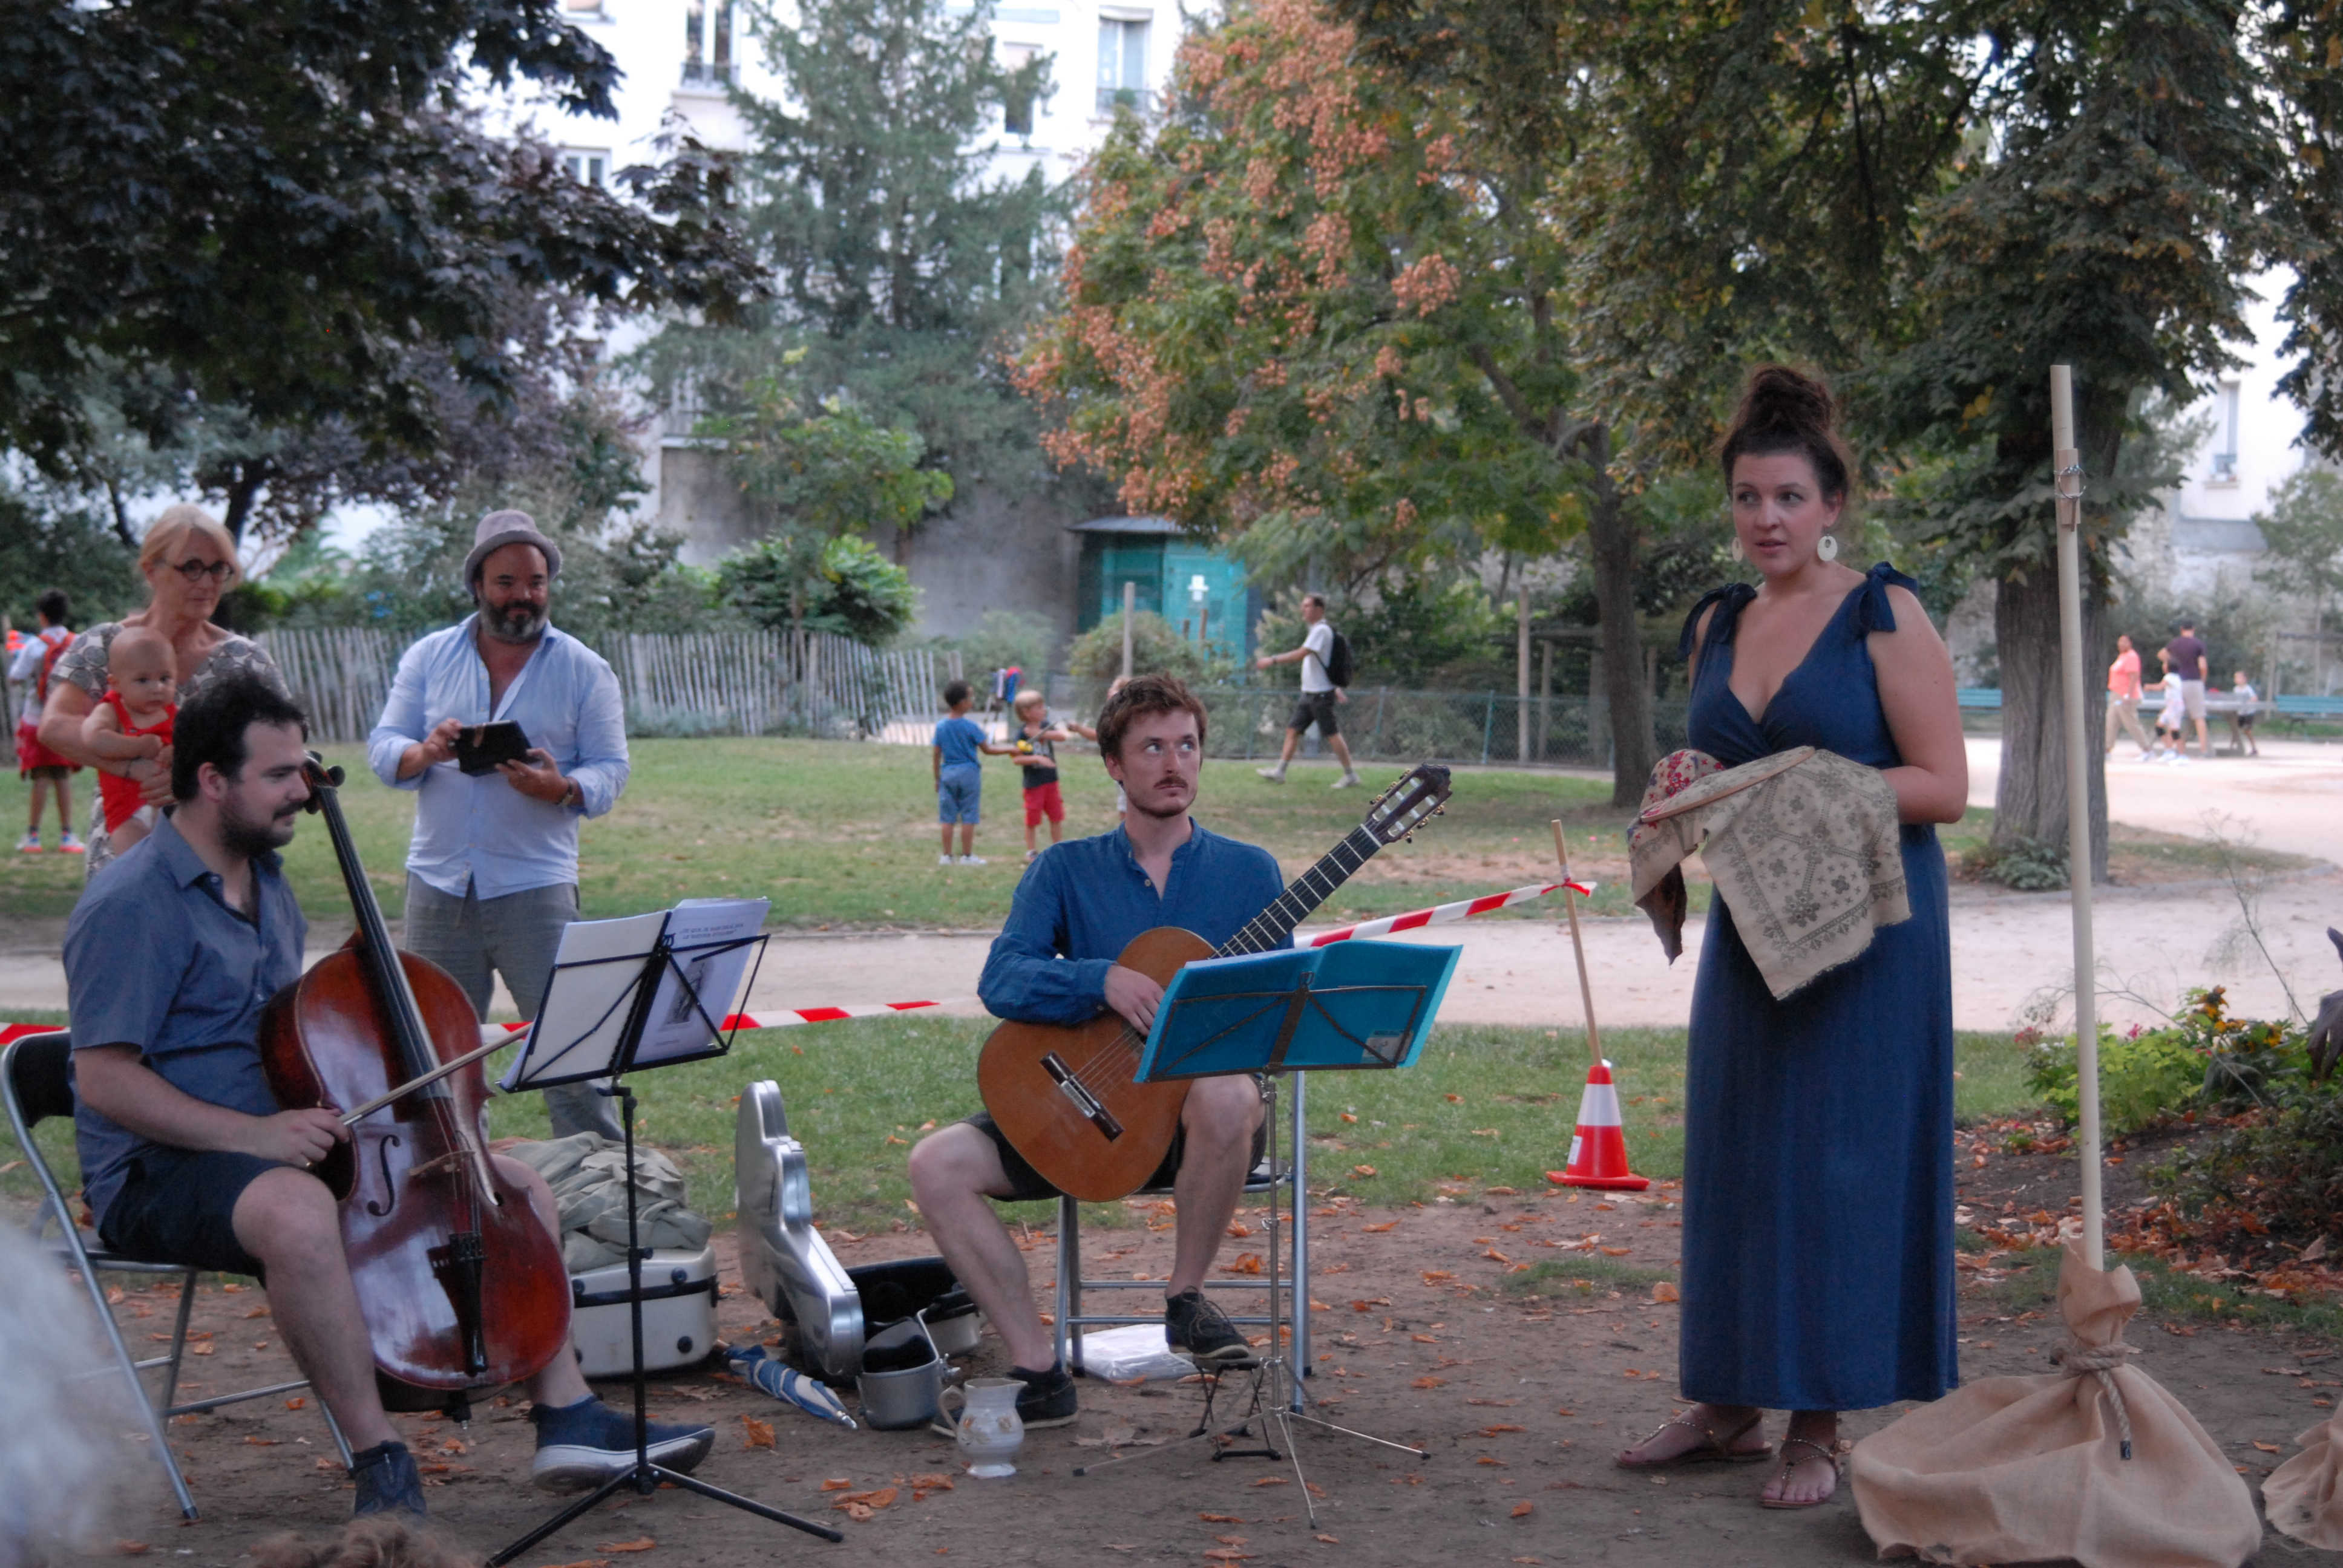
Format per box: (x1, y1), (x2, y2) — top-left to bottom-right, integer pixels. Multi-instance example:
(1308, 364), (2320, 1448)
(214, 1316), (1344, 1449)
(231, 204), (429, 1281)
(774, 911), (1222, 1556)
(1516, 581), (1532, 763)
(1549, 820), (1602, 1071)
(1121, 580), (1136, 681)
(2052, 364), (2105, 1270)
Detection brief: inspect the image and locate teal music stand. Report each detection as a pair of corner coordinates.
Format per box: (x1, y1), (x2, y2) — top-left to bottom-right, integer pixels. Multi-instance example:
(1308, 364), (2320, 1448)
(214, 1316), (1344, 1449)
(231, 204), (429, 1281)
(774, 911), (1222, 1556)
(1135, 939), (1458, 1084)
(1083, 940), (1454, 1524)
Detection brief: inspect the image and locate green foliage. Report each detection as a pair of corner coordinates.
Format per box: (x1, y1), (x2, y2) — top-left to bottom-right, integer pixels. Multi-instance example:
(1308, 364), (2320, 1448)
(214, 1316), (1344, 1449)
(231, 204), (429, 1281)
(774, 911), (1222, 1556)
(709, 381), (955, 541)
(714, 535), (919, 645)
(936, 609), (1061, 679)
(2025, 1026), (2204, 1135)
(1970, 835), (2070, 892)
(0, 486), (143, 629)
(2255, 467), (2343, 626)
(1, 0), (759, 486)
(2025, 988), (2313, 1142)
(1066, 611), (1224, 684)
(632, 0), (1065, 517)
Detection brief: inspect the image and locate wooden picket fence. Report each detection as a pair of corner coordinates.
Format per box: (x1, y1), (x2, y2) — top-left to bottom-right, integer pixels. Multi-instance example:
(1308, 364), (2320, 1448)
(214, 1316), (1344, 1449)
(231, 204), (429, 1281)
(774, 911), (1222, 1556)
(255, 626), (955, 744)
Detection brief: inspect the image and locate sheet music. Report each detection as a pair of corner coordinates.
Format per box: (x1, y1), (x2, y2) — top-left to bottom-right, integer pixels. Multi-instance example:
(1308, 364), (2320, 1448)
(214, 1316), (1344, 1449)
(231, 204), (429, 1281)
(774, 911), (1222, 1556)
(634, 897), (770, 1065)
(500, 910), (670, 1091)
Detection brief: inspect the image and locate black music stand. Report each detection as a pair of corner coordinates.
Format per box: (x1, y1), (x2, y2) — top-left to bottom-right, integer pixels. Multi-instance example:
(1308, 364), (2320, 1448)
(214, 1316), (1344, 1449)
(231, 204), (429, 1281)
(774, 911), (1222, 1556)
(1073, 941), (1456, 1527)
(490, 906), (841, 1564)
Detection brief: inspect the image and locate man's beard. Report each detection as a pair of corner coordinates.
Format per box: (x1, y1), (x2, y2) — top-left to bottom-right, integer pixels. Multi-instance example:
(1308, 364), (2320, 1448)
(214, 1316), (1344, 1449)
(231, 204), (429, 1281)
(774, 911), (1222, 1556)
(218, 797), (301, 858)
(1124, 779), (1192, 821)
(481, 599), (548, 643)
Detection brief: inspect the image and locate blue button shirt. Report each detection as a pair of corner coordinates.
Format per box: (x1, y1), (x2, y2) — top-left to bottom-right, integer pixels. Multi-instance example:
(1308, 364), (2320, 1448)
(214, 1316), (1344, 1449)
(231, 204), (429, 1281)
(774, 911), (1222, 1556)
(64, 814), (307, 1227)
(978, 822), (1287, 1025)
(366, 616), (630, 899)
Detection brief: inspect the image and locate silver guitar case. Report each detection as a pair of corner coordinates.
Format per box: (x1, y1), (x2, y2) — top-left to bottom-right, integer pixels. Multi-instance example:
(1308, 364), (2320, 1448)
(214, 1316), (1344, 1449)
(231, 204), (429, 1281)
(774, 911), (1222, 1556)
(735, 1079), (865, 1380)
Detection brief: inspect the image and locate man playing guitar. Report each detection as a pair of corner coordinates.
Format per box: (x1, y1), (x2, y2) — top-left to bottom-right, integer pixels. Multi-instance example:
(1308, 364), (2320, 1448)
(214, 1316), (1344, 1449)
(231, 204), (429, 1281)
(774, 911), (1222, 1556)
(908, 676), (1279, 1426)
(62, 675), (713, 1520)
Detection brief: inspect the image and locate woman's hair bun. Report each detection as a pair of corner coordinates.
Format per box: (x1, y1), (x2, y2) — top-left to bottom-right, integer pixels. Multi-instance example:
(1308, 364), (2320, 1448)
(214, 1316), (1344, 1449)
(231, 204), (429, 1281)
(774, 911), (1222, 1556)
(1737, 365), (1835, 436)
(1720, 363), (1852, 502)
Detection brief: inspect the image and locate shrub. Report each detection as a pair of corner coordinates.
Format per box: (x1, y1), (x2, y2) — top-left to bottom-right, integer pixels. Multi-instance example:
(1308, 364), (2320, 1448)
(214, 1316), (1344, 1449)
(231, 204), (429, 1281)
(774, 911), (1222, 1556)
(2023, 988), (2303, 1138)
(1972, 835), (2069, 890)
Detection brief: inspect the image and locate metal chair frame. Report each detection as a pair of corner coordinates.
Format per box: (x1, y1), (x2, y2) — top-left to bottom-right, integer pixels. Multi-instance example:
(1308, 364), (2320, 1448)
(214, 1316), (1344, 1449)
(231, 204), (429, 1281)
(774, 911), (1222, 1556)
(1, 1032), (352, 1521)
(1051, 1073), (1313, 1400)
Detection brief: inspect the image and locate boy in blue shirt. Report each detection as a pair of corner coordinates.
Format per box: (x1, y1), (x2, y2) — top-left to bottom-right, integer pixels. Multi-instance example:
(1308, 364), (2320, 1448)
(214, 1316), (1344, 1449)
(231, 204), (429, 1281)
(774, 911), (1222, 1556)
(932, 679), (994, 865)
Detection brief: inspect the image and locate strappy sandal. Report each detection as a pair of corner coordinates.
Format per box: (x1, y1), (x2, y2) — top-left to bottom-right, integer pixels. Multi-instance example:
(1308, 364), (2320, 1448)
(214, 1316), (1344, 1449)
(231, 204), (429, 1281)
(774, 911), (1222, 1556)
(1757, 1432), (1843, 1509)
(1614, 1408), (1772, 1470)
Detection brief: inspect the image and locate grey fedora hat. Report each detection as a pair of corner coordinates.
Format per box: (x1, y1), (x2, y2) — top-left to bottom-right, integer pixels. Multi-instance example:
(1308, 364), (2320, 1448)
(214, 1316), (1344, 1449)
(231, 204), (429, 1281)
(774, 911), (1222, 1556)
(462, 509), (564, 588)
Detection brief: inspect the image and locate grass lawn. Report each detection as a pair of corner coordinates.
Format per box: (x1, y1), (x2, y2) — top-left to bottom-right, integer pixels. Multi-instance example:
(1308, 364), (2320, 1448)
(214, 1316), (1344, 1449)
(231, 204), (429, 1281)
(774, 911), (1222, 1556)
(0, 739), (1628, 927)
(1, 1011), (2035, 1238)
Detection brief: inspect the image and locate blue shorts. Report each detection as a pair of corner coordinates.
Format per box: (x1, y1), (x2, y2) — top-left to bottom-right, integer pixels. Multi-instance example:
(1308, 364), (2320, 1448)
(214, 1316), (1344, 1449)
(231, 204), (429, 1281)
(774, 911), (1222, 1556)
(937, 766), (982, 825)
(99, 1148), (289, 1278)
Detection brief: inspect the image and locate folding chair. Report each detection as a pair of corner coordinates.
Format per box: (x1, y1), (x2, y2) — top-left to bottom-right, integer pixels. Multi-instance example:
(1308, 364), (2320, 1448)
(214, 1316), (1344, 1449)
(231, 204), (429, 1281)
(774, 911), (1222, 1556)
(1052, 1073), (1314, 1390)
(1, 1031), (351, 1520)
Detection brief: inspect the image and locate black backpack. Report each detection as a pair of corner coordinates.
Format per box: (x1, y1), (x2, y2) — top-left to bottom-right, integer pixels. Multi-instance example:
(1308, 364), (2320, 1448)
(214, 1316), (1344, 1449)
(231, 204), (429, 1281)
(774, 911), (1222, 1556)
(1322, 627), (1354, 688)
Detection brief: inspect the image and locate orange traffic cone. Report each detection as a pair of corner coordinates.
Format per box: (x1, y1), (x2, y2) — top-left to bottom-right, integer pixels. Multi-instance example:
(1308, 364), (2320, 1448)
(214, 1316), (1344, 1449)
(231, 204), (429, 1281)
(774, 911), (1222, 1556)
(1547, 1059), (1648, 1192)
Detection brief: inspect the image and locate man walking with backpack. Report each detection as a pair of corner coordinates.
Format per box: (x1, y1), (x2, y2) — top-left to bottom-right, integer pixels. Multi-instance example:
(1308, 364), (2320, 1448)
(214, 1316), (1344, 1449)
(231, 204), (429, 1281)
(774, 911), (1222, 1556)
(1255, 592), (1362, 788)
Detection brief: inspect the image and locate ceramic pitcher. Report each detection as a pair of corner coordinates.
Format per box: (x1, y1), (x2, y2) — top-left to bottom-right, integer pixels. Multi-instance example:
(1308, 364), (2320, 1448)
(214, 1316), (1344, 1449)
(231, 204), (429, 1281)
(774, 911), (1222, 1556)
(936, 1377), (1024, 1478)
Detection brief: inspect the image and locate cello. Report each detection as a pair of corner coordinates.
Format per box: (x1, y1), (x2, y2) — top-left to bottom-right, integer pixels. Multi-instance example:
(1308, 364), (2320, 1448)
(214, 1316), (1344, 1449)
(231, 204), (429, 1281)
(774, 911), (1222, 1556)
(260, 755), (572, 1413)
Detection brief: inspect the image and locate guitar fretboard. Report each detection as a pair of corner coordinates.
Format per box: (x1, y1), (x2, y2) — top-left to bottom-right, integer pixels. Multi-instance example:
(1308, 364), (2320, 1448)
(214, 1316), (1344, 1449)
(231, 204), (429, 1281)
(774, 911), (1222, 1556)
(1219, 825), (1384, 956)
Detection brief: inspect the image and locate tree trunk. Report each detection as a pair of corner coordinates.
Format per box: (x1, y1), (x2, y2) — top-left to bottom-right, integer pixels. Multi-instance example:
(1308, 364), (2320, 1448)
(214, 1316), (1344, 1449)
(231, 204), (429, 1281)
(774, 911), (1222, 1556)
(1582, 426), (1653, 808)
(1989, 564), (2107, 881)
(1988, 400), (2124, 883)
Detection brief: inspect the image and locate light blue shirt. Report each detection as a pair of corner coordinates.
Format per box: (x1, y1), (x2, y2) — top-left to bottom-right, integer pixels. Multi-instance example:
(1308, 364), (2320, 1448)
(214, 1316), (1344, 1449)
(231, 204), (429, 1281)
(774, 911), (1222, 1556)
(367, 615), (629, 900)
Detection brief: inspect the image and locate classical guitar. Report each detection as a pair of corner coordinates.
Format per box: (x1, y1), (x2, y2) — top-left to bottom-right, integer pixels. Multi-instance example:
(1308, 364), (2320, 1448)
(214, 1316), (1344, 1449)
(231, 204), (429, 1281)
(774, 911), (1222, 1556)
(976, 764), (1452, 1201)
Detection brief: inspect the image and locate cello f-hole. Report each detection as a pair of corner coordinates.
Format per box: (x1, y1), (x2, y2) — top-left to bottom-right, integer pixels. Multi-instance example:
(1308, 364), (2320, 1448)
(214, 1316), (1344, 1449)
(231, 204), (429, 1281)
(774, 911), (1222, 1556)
(364, 1134), (404, 1218)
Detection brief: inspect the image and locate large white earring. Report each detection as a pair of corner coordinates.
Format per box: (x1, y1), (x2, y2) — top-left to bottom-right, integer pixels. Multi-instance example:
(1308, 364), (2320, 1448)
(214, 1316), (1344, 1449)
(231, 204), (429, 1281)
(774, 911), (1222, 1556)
(1817, 532), (1840, 563)
(1729, 537), (1746, 563)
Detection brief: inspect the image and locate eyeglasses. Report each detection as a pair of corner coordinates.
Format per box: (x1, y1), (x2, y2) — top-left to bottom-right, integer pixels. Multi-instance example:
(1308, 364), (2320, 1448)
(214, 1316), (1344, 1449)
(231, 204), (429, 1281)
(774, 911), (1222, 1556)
(169, 559), (234, 583)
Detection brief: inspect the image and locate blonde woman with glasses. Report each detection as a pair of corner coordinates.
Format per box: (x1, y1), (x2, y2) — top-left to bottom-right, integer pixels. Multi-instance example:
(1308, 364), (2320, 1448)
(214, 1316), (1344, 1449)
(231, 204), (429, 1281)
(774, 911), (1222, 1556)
(38, 505), (289, 877)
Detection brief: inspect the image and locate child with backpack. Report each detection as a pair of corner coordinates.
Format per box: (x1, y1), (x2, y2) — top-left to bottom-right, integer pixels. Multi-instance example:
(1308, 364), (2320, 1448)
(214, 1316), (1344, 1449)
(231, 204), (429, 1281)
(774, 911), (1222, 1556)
(9, 589), (85, 854)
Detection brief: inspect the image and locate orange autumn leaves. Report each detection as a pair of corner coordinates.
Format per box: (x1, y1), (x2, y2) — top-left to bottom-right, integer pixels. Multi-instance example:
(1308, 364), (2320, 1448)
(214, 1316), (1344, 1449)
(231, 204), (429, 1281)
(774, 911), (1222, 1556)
(1011, 0), (1486, 555)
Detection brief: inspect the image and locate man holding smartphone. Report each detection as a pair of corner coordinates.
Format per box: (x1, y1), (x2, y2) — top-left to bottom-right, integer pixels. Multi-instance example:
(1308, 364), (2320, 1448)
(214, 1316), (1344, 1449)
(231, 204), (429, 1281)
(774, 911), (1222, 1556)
(367, 511), (631, 1138)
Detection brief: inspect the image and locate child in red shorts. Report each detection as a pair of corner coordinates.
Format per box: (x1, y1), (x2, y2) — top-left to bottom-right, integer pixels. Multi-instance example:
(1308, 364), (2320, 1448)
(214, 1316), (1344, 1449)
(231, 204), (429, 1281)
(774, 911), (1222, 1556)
(80, 627), (178, 852)
(1009, 688), (1082, 861)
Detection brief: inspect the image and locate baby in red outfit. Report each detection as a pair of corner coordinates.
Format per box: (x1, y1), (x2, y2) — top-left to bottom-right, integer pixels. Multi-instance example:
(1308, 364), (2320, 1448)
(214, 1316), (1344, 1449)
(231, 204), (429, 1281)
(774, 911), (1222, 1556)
(80, 627), (178, 852)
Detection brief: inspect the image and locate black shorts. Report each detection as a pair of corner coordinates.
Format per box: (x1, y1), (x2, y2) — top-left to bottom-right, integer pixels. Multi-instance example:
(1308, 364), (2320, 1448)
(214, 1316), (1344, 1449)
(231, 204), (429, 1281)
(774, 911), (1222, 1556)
(963, 1089), (1270, 1204)
(99, 1149), (289, 1278)
(1288, 690), (1340, 738)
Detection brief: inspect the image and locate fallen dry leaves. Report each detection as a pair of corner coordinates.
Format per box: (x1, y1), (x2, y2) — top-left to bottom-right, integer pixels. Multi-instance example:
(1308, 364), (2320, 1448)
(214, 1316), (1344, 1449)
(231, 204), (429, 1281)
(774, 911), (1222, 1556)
(1651, 1281), (1680, 1304)
(1510, 1501), (1533, 1518)
(597, 1540), (657, 1554)
(1361, 1222), (1397, 1233)
(1198, 1513), (1244, 1524)
(833, 1486), (899, 1521)
(739, 1416), (775, 1449)
(1411, 1376), (1446, 1390)
(819, 1478), (854, 1491)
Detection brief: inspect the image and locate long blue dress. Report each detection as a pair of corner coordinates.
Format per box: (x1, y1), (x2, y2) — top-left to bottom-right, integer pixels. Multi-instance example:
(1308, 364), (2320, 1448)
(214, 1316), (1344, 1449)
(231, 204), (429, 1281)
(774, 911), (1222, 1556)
(1676, 561), (1957, 1413)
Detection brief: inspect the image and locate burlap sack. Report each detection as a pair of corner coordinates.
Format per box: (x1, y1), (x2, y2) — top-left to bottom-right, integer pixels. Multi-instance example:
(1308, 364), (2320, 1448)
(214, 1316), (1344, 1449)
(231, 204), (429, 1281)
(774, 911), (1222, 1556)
(506, 1132), (712, 1270)
(1850, 1243), (2259, 1567)
(2263, 1406), (2343, 1549)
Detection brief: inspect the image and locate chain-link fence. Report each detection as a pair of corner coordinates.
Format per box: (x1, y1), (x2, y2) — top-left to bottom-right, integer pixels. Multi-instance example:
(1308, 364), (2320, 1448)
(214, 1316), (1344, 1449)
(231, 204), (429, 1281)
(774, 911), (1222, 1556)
(1043, 675), (1689, 769)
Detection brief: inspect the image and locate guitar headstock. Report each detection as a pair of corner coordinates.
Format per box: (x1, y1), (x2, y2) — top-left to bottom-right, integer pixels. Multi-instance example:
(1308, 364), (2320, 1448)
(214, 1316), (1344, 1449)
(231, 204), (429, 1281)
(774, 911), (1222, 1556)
(1360, 763), (1451, 844)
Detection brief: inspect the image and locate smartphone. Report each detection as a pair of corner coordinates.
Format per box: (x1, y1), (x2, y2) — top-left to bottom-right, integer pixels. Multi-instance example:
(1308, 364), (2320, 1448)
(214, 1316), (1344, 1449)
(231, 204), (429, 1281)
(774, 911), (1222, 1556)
(453, 720), (532, 776)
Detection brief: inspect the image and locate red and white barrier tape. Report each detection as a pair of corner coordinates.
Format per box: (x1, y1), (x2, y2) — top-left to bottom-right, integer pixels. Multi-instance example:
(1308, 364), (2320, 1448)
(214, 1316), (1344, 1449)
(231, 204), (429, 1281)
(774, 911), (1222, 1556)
(486, 998), (960, 1041)
(0, 1005), (960, 1053)
(1308, 880), (1594, 947)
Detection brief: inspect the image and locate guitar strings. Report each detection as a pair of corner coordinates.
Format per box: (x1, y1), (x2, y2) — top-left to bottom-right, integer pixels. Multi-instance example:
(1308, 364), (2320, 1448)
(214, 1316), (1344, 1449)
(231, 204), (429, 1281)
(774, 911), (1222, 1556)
(1056, 827), (1384, 1097)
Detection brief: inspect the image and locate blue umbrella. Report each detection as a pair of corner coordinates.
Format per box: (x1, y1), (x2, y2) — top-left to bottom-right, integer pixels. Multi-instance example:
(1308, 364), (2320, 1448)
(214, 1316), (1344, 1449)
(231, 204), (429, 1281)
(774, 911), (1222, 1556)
(727, 1342), (856, 1431)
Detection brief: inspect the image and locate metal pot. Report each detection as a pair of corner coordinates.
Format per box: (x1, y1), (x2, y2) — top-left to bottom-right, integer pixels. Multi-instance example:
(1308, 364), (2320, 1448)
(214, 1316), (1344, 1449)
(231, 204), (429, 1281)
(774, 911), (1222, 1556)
(854, 1313), (948, 1430)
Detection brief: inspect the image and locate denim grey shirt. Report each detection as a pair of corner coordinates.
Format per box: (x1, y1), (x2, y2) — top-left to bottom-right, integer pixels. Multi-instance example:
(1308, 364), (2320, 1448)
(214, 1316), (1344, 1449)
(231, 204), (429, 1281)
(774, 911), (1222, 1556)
(64, 814), (307, 1226)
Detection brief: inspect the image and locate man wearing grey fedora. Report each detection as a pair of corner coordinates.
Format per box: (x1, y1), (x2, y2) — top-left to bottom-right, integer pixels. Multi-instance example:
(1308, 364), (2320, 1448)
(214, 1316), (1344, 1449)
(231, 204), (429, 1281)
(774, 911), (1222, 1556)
(366, 511), (629, 1139)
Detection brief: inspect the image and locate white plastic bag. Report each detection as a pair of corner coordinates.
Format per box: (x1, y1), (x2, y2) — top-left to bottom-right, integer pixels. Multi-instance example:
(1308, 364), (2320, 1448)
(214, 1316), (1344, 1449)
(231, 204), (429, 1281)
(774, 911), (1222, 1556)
(1076, 1324), (1194, 1382)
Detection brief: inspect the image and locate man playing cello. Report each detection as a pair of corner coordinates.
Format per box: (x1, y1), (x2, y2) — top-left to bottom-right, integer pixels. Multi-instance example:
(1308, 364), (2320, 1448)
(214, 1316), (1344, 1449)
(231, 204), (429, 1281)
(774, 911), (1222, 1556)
(63, 675), (712, 1520)
(908, 675), (1280, 1428)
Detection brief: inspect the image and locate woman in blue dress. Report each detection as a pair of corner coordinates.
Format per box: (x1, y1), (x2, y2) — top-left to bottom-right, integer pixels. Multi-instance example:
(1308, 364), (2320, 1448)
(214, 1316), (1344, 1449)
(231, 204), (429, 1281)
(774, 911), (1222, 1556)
(1613, 367), (1970, 1508)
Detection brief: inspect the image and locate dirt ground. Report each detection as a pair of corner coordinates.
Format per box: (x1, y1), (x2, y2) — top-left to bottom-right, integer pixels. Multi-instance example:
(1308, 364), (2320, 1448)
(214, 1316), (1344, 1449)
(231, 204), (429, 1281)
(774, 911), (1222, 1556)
(53, 1146), (2336, 1568)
